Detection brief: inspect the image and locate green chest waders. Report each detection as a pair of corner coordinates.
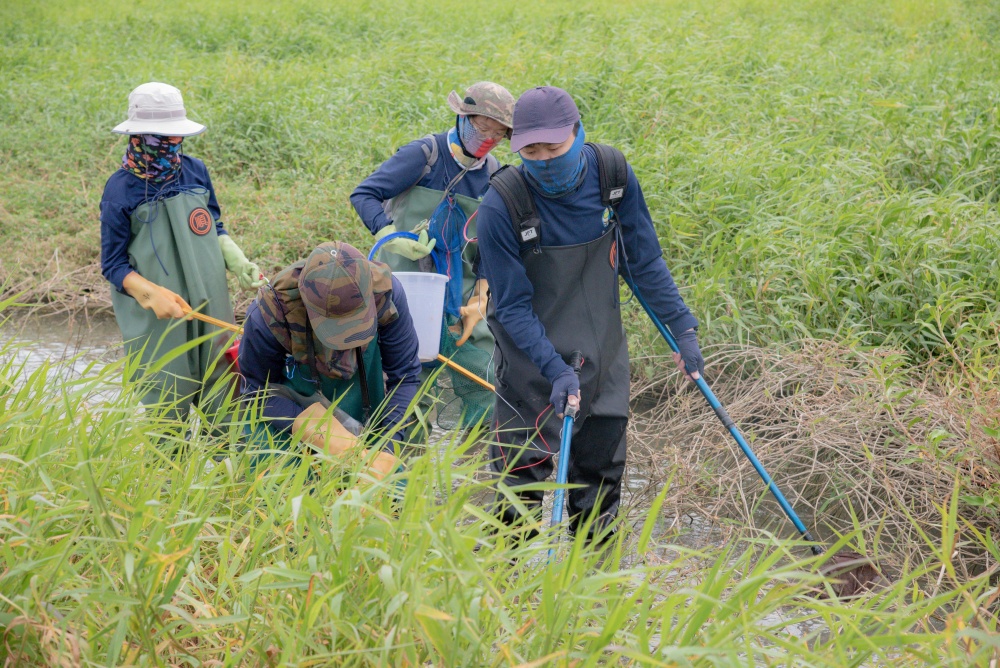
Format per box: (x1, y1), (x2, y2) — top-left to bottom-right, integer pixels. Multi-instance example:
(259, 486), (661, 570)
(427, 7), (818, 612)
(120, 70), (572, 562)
(245, 343), (386, 469)
(281, 342), (386, 426)
(110, 187), (235, 422)
(383, 185), (491, 352)
(383, 181), (497, 430)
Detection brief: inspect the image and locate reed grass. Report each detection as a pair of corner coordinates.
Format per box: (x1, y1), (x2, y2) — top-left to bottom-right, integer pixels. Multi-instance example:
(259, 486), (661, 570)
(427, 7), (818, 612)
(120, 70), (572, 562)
(1, 312), (998, 665)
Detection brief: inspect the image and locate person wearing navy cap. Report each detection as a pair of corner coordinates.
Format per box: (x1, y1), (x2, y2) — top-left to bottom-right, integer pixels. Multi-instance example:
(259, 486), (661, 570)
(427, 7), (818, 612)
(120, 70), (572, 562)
(476, 86), (704, 542)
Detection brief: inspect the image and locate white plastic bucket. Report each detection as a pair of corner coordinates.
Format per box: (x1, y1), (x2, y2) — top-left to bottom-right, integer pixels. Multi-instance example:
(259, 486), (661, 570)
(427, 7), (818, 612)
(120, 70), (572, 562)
(394, 272), (448, 361)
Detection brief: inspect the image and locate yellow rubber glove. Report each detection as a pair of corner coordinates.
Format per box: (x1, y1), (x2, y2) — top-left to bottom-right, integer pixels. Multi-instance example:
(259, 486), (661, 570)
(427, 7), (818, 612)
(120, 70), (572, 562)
(374, 224), (436, 261)
(456, 278), (488, 346)
(218, 234), (265, 290)
(292, 403), (357, 455)
(292, 404), (400, 481)
(121, 271), (190, 319)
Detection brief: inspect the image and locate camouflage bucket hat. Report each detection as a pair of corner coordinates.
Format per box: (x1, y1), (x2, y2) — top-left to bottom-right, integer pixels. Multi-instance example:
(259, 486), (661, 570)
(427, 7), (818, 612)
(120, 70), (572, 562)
(299, 242), (385, 350)
(447, 81), (515, 129)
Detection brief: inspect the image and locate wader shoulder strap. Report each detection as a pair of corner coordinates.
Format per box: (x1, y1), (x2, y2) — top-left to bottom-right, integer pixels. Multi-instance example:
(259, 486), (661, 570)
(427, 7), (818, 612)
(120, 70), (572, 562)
(586, 142), (628, 207)
(354, 347), (371, 425)
(489, 166), (541, 244)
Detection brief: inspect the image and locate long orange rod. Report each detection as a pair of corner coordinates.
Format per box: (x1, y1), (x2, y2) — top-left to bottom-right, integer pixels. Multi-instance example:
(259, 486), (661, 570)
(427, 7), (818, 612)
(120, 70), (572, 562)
(436, 354), (495, 392)
(182, 307), (243, 334)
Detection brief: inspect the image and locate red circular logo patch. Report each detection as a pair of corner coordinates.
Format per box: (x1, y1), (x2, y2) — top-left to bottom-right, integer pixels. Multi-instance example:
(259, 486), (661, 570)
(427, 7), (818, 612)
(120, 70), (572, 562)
(188, 208), (212, 236)
(609, 240), (618, 269)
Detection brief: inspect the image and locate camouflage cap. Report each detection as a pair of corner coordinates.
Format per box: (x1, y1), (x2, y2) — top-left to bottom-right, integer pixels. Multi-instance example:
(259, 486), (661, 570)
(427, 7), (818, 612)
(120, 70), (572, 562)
(299, 242), (378, 350)
(447, 81), (515, 129)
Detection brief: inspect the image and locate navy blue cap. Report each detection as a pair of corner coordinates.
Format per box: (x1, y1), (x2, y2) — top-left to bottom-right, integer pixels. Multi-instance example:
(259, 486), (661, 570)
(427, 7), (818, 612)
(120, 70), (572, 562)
(509, 86), (581, 153)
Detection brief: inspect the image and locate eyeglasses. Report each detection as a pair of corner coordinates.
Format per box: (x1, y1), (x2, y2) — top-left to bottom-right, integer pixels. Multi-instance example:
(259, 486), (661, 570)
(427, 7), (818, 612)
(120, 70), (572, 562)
(468, 116), (508, 141)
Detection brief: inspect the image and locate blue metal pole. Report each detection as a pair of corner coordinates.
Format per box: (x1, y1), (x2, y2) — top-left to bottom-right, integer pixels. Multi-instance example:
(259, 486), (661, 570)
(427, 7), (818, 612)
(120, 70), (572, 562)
(633, 288), (823, 555)
(548, 351), (584, 559)
(551, 413), (576, 529)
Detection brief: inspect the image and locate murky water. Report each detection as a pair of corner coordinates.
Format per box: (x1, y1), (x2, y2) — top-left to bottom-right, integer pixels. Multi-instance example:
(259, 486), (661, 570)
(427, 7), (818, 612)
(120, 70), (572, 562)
(0, 313), (121, 378)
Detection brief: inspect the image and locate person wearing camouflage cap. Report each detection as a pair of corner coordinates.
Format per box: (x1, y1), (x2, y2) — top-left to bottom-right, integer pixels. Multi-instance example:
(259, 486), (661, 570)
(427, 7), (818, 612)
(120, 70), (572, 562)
(350, 82), (514, 409)
(238, 242), (422, 465)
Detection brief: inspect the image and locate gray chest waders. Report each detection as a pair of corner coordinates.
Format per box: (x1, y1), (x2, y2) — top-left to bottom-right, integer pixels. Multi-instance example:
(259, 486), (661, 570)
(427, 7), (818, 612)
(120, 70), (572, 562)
(110, 186), (235, 420)
(486, 214), (630, 537)
(488, 226), (630, 438)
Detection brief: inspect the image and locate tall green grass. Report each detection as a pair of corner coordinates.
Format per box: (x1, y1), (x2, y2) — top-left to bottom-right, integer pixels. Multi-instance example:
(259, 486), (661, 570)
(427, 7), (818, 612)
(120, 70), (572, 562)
(2, 0), (1000, 369)
(1, 327), (997, 665)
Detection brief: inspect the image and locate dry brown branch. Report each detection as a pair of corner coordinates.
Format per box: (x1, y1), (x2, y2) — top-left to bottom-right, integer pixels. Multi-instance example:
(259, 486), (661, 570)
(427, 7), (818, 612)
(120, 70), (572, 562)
(625, 341), (999, 577)
(1, 256), (258, 320)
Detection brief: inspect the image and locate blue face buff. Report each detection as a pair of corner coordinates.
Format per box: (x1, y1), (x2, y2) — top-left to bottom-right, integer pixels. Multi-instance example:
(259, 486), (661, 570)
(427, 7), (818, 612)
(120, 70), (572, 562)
(519, 123), (587, 197)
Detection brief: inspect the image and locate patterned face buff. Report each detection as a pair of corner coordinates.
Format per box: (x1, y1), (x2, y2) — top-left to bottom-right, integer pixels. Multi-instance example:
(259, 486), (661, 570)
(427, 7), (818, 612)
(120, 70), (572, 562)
(457, 115), (500, 159)
(448, 115), (502, 169)
(122, 134), (183, 183)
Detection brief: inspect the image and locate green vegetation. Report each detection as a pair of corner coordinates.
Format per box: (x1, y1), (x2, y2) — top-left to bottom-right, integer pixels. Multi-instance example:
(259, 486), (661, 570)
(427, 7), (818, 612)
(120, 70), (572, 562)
(1, 325), (997, 665)
(3, 0), (999, 369)
(2, 0), (999, 664)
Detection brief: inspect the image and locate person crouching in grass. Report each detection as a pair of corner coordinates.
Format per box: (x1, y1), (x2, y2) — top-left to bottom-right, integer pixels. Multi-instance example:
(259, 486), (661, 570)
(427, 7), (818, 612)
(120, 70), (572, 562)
(238, 242), (422, 479)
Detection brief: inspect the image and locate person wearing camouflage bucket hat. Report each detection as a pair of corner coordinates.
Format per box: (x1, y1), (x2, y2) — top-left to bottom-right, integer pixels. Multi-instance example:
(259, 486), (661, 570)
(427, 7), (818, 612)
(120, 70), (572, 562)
(238, 241), (423, 464)
(350, 82), (514, 424)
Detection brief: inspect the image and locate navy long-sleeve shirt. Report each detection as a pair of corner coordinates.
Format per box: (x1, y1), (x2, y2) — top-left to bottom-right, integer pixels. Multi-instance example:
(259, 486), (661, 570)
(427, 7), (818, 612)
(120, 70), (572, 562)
(477, 144), (698, 384)
(238, 275), (422, 448)
(349, 131), (493, 234)
(100, 155), (227, 294)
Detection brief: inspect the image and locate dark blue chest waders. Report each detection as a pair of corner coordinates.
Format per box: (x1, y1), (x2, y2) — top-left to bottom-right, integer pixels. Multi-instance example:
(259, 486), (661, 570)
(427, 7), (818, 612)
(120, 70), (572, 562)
(487, 222), (630, 542)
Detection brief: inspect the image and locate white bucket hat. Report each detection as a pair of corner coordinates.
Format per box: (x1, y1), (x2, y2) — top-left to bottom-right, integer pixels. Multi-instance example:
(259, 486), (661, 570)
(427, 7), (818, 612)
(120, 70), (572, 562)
(112, 82), (206, 136)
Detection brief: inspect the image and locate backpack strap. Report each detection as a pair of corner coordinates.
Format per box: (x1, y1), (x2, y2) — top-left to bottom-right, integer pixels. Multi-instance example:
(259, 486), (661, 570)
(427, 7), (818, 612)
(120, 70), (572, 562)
(586, 142), (628, 207)
(418, 134), (439, 179)
(489, 166), (542, 244)
(489, 145), (629, 246)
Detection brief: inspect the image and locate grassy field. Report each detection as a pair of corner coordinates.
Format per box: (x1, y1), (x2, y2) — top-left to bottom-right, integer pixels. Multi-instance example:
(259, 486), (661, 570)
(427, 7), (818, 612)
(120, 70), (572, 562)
(3, 0), (1000, 367)
(2, 0), (1000, 664)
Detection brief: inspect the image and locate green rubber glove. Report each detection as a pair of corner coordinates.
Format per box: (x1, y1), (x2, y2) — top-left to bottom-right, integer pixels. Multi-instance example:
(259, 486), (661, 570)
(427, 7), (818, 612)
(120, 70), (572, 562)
(374, 224), (436, 261)
(218, 234), (265, 290)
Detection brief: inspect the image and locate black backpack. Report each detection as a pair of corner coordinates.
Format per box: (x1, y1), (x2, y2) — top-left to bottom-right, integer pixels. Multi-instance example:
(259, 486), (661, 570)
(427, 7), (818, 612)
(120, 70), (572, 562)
(488, 142), (629, 245)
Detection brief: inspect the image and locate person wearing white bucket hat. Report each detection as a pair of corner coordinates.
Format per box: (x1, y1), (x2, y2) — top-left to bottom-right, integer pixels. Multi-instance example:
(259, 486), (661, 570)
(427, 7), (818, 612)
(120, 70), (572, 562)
(100, 81), (266, 427)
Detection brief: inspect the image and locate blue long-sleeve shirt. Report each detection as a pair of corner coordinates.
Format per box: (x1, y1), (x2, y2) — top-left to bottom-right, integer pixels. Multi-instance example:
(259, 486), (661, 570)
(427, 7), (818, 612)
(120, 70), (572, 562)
(238, 275), (422, 448)
(349, 131), (493, 234)
(100, 155), (227, 294)
(477, 144), (698, 384)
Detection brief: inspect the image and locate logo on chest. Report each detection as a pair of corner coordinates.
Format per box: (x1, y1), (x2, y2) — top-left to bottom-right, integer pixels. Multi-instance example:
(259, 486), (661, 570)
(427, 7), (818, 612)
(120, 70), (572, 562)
(188, 208), (213, 236)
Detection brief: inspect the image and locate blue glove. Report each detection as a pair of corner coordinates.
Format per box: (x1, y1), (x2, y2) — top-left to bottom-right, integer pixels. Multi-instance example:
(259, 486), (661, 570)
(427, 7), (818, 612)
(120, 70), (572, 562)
(549, 367), (580, 416)
(674, 328), (705, 379)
